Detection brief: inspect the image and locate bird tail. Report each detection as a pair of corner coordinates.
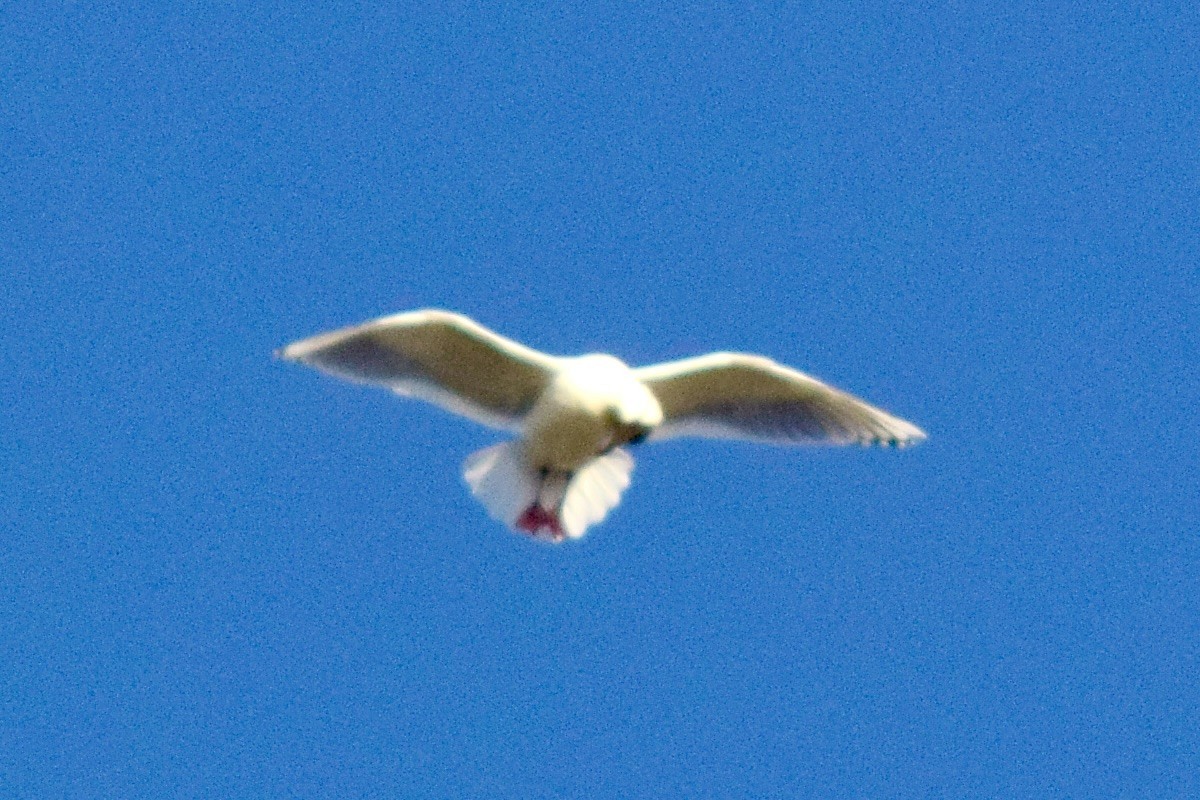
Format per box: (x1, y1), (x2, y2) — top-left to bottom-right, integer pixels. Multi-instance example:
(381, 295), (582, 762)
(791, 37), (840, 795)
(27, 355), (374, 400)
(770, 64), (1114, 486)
(462, 443), (634, 542)
(463, 442), (539, 535)
(560, 448), (634, 539)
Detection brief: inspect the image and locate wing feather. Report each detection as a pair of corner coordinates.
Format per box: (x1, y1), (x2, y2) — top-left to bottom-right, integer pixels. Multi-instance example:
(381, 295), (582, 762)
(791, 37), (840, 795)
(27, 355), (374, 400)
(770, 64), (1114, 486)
(635, 352), (926, 447)
(279, 309), (559, 431)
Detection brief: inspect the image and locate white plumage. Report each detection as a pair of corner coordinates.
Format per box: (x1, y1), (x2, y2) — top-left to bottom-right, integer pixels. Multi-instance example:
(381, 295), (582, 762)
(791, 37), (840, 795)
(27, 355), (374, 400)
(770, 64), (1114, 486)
(279, 309), (925, 542)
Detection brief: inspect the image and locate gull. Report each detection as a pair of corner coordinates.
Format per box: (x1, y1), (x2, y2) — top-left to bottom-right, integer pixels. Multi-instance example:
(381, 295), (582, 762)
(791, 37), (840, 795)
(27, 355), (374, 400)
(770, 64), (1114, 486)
(279, 309), (925, 542)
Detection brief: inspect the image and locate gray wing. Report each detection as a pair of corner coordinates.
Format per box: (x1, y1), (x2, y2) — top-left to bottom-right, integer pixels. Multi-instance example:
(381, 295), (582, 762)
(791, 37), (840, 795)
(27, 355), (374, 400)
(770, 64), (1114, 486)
(278, 309), (561, 431)
(635, 352), (926, 447)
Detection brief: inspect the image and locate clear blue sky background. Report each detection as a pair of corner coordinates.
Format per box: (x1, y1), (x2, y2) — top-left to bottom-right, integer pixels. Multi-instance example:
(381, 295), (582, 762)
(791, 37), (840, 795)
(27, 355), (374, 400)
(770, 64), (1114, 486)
(3, 3), (1198, 797)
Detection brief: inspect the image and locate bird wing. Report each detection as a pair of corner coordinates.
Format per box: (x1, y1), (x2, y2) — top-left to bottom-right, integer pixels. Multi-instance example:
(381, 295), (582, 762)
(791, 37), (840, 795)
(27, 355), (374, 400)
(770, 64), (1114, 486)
(279, 309), (560, 431)
(635, 352), (926, 447)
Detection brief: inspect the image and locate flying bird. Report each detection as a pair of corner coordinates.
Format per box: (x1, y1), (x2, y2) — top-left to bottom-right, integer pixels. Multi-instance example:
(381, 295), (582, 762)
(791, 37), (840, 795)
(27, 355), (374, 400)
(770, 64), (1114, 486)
(279, 309), (925, 542)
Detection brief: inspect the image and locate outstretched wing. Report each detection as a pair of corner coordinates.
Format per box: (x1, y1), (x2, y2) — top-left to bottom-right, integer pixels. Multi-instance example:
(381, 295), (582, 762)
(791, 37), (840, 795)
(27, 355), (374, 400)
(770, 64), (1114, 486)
(635, 352), (926, 447)
(279, 309), (561, 431)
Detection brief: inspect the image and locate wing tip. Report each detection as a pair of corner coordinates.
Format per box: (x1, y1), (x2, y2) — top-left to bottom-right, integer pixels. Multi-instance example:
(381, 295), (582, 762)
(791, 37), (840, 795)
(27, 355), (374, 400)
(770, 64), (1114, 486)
(276, 336), (324, 364)
(862, 420), (927, 448)
(275, 343), (301, 362)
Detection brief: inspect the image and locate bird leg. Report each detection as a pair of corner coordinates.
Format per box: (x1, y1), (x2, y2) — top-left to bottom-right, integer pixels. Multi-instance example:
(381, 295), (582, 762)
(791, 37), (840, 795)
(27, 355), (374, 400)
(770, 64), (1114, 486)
(515, 469), (571, 541)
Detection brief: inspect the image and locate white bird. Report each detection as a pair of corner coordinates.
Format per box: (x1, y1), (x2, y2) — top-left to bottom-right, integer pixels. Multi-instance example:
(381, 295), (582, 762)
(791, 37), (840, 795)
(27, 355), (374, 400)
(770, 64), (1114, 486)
(279, 309), (925, 542)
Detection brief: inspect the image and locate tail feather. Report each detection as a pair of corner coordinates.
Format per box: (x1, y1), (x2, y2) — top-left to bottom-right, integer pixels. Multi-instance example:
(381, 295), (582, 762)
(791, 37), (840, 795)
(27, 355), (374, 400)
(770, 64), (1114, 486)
(462, 443), (634, 542)
(462, 442), (538, 531)
(560, 448), (633, 539)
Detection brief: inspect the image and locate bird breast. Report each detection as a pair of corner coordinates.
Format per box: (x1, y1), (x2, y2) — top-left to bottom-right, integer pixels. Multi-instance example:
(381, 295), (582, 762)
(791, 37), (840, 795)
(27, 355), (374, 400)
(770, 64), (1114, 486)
(520, 355), (662, 472)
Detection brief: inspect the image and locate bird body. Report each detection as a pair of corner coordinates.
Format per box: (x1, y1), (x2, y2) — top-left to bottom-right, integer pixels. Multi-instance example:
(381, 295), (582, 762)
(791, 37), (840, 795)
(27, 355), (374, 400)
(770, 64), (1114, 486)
(522, 354), (662, 472)
(280, 309), (925, 542)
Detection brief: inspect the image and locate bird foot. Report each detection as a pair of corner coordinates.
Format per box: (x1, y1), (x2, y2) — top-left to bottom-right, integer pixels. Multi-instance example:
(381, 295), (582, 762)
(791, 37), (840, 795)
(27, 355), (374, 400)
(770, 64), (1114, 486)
(516, 504), (565, 541)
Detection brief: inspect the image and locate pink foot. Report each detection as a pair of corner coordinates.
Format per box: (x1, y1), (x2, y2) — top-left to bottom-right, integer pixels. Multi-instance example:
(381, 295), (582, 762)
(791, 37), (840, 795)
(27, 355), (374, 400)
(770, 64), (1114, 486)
(516, 504), (565, 541)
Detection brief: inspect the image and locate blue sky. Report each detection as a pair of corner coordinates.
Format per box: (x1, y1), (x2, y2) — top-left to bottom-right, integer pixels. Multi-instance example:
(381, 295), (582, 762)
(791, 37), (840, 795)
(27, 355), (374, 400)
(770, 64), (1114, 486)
(3, 2), (1198, 797)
